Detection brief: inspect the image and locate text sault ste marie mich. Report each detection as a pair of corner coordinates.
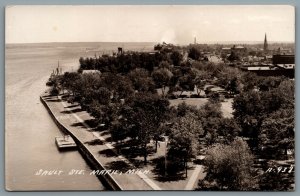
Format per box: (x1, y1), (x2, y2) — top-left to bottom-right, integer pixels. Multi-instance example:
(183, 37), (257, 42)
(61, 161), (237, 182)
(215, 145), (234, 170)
(35, 169), (150, 176)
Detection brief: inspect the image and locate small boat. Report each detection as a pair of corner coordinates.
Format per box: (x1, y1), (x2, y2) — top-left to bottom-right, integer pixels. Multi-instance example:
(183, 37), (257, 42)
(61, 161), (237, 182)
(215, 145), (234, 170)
(55, 135), (77, 149)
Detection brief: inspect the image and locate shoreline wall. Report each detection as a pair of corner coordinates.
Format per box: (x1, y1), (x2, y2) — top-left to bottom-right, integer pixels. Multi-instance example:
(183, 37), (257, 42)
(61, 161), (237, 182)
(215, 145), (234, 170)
(40, 95), (122, 191)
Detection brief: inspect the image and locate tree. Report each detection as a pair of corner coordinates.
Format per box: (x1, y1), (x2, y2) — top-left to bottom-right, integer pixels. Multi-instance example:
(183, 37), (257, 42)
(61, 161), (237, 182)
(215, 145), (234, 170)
(94, 87), (111, 105)
(233, 87), (287, 144)
(233, 90), (265, 140)
(193, 69), (211, 96)
(208, 92), (222, 103)
(159, 60), (172, 69)
(120, 92), (170, 164)
(152, 68), (173, 97)
(79, 57), (87, 70)
(47, 75), (62, 96)
(188, 47), (201, 60)
(114, 76), (135, 102)
(192, 61), (223, 77)
(128, 68), (156, 93)
(61, 72), (81, 97)
(200, 100), (222, 119)
(168, 113), (203, 177)
(101, 74), (134, 102)
(227, 50), (240, 62)
(217, 67), (241, 93)
(110, 120), (130, 152)
(240, 72), (259, 91)
(89, 102), (119, 127)
(176, 102), (198, 117)
(258, 76), (284, 91)
(276, 79), (294, 109)
(177, 68), (197, 96)
(259, 108), (294, 159)
(199, 138), (258, 190)
(77, 73), (106, 108)
(218, 118), (241, 143)
(225, 77), (239, 95)
(170, 50), (183, 66)
(199, 100), (223, 145)
(50, 82), (60, 96)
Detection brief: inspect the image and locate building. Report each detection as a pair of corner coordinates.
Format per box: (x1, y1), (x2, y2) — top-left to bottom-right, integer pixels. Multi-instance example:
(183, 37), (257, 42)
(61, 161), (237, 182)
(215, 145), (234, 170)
(233, 45), (247, 56)
(241, 66), (294, 78)
(154, 42), (174, 52)
(241, 54), (295, 78)
(275, 47), (292, 55)
(118, 47), (123, 55)
(273, 54), (295, 64)
(264, 33), (268, 52)
(221, 45), (246, 57)
(221, 47), (231, 55)
(82, 70), (101, 75)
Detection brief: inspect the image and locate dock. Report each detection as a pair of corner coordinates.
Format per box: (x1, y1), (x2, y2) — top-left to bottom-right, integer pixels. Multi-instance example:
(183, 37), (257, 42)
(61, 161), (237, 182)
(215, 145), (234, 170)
(55, 135), (77, 149)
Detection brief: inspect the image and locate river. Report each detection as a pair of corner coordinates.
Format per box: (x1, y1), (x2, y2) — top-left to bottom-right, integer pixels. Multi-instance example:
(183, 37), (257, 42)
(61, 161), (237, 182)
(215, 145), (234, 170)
(5, 42), (154, 191)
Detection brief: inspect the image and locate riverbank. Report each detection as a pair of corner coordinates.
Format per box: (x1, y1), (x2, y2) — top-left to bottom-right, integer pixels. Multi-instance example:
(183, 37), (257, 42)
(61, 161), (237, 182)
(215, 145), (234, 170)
(40, 93), (205, 190)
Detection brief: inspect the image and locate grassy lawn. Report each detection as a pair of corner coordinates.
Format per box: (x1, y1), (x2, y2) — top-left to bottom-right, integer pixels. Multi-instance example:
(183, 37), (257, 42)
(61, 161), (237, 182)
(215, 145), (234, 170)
(221, 99), (234, 118)
(170, 98), (209, 108)
(170, 98), (234, 118)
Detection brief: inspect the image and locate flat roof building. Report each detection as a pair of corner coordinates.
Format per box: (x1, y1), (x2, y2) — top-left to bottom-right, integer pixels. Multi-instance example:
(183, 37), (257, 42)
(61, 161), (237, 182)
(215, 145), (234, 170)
(273, 54), (295, 65)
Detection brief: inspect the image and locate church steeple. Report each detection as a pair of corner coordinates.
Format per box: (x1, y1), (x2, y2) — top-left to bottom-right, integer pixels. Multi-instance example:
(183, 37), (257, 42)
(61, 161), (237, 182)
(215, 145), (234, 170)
(264, 33), (268, 52)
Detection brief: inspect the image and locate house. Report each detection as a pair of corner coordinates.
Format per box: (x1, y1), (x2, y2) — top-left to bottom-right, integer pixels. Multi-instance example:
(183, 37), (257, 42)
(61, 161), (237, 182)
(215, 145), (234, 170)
(232, 45), (247, 56)
(221, 45), (247, 57)
(82, 70), (101, 74)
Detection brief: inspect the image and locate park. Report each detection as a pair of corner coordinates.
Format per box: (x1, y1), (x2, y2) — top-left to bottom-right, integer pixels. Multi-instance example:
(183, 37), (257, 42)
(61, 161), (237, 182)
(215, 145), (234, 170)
(45, 44), (295, 191)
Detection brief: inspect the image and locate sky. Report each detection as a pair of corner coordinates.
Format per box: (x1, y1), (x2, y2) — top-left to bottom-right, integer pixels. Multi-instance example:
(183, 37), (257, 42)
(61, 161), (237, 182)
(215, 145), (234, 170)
(6, 5), (295, 44)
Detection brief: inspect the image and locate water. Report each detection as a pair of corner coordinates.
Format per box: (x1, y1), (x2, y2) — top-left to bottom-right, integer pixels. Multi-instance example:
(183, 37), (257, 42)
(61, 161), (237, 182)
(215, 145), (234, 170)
(5, 42), (154, 191)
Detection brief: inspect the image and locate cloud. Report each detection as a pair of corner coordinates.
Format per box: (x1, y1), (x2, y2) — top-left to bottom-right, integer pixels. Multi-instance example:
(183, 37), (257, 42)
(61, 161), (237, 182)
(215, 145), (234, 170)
(160, 29), (177, 44)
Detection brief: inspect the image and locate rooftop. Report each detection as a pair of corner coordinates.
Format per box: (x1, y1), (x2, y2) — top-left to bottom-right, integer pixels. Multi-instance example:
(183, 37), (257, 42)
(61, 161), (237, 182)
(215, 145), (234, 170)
(247, 67), (271, 71)
(82, 70), (101, 74)
(277, 64), (295, 69)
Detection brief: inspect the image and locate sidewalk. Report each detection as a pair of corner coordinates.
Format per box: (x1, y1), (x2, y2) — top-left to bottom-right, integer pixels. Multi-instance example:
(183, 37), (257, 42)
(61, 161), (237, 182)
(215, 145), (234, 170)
(41, 94), (205, 190)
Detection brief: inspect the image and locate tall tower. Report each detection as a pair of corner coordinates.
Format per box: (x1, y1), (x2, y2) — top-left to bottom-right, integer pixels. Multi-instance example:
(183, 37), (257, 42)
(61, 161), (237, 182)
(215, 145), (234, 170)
(194, 37), (197, 44)
(264, 33), (268, 52)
